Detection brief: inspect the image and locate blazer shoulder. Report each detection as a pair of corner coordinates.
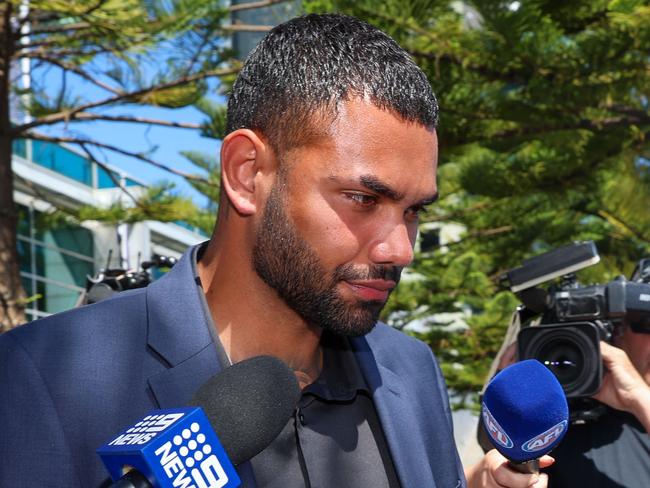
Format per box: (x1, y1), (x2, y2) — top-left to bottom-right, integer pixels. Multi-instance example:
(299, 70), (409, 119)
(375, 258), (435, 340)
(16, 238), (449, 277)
(0, 327), (83, 485)
(0, 288), (149, 373)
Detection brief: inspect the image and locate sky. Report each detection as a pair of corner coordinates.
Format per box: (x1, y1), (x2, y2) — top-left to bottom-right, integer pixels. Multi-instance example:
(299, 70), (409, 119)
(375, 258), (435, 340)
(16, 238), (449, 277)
(24, 34), (230, 209)
(56, 102), (224, 207)
(32, 64), (226, 205)
(16, 2), (308, 209)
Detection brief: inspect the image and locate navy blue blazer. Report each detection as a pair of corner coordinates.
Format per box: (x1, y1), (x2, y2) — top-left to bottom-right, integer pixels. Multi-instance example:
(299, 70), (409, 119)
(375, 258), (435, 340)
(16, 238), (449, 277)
(0, 246), (465, 487)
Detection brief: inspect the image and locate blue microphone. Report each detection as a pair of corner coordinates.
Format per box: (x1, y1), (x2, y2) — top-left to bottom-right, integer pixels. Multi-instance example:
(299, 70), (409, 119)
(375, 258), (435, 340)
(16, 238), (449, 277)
(481, 359), (569, 473)
(98, 356), (301, 487)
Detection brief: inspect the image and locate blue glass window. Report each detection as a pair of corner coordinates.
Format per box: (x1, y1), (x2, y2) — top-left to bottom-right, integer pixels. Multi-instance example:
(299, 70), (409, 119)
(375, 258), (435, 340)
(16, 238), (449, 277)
(31, 140), (93, 186)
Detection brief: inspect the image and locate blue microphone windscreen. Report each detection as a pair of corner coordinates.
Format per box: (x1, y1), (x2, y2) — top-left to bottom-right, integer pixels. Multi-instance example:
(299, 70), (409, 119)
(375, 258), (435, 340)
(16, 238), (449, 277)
(482, 359), (569, 462)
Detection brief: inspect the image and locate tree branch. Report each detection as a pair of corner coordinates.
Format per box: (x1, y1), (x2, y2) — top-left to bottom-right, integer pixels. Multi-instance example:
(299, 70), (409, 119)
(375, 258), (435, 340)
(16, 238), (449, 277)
(229, 0), (291, 13)
(409, 49), (527, 85)
(24, 132), (210, 184)
(46, 112), (203, 129)
(17, 46), (114, 59)
(180, 29), (212, 78)
(80, 0), (110, 17)
(606, 104), (650, 120)
(18, 0), (109, 31)
(222, 24), (274, 32)
(423, 201), (494, 223)
(25, 53), (123, 95)
(11, 66), (240, 136)
(21, 22), (91, 38)
(15, 27), (106, 53)
(596, 209), (650, 244)
(77, 142), (140, 205)
(455, 111), (650, 146)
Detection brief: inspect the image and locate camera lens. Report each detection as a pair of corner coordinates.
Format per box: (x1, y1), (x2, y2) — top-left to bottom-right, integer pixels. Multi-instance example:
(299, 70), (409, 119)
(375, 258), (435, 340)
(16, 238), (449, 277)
(518, 323), (601, 397)
(537, 340), (584, 386)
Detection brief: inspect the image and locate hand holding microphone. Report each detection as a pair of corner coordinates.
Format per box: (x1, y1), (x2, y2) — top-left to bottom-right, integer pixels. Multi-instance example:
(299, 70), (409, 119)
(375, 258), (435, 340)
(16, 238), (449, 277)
(468, 449), (554, 488)
(98, 356), (301, 488)
(474, 359), (568, 488)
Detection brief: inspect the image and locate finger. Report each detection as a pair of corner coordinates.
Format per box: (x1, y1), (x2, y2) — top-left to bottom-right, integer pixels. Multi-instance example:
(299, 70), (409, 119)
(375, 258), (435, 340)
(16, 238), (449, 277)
(538, 455), (555, 469)
(599, 341), (626, 367)
(599, 341), (615, 362)
(531, 473), (549, 488)
(493, 464), (540, 488)
(599, 341), (640, 381)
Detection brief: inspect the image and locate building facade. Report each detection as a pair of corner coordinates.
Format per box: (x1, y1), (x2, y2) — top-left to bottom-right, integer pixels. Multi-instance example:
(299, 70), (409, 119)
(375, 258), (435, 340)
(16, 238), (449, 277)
(12, 140), (206, 321)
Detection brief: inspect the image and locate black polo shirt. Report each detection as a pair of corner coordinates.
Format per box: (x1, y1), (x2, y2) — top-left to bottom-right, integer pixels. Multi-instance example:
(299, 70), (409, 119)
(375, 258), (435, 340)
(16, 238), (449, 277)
(192, 245), (400, 487)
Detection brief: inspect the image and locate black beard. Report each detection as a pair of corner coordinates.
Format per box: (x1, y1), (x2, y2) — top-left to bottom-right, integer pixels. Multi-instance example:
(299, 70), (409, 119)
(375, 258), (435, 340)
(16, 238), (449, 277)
(252, 176), (401, 336)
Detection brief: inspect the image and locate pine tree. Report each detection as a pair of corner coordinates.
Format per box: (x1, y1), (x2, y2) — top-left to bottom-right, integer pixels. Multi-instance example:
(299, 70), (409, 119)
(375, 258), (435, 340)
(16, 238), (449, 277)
(0, 0), (253, 330)
(304, 0), (650, 406)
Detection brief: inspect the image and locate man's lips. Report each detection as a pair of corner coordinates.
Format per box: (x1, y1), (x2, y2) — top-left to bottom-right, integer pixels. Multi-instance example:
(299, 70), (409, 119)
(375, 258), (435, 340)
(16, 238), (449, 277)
(344, 280), (396, 301)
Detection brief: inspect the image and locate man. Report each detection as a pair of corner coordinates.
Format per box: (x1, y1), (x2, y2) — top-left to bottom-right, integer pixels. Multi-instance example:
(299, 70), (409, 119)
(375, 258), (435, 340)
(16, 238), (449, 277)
(0, 13), (545, 487)
(490, 326), (650, 487)
(546, 328), (650, 487)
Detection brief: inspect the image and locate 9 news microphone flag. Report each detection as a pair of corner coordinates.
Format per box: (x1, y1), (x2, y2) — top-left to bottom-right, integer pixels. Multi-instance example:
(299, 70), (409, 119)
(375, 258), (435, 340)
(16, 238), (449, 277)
(98, 407), (240, 488)
(97, 355), (302, 488)
(482, 359), (569, 473)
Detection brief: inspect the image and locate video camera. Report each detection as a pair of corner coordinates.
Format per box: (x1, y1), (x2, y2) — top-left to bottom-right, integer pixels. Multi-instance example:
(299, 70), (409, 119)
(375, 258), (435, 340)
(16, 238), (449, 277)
(83, 253), (178, 305)
(503, 241), (650, 420)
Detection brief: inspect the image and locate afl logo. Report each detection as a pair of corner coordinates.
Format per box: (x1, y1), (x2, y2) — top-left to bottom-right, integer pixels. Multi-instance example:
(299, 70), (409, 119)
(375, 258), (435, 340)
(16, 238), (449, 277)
(522, 420), (568, 453)
(482, 404), (513, 449)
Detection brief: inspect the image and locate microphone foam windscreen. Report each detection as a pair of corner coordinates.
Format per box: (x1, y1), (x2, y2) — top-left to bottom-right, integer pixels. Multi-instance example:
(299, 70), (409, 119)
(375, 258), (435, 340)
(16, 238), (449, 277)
(482, 359), (569, 462)
(190, 355), (301, 465)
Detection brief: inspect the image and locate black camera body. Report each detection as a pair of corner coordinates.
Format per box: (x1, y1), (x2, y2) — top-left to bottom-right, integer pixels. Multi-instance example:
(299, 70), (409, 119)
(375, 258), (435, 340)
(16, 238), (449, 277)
(83, 254), (178, 305)
(504, 242), (650, 417)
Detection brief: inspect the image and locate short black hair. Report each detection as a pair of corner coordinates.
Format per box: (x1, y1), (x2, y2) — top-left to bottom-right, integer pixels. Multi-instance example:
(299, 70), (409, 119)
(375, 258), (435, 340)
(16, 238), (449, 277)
(226, 13), (438, 154)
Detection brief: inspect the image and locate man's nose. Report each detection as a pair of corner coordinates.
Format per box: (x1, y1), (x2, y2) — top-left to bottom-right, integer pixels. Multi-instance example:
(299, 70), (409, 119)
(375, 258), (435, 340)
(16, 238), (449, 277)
(368, 222), (415, 267)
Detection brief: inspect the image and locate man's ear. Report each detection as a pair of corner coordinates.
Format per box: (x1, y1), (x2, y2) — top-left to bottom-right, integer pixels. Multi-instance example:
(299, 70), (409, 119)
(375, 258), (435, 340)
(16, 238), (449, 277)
(220, 129), (269, 215)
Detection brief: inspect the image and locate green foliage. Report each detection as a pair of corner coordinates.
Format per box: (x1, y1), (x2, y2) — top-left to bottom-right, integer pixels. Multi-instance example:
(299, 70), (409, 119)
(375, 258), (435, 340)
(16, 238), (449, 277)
(42, 184), (198, 224)
(307, 0), (650, 405)
(12, 0), (234, 117)
(179, 148), (221, 236)
(3, 0), (235, 256)
(0, 1), (238, 328)
(195, 98), (229, 141)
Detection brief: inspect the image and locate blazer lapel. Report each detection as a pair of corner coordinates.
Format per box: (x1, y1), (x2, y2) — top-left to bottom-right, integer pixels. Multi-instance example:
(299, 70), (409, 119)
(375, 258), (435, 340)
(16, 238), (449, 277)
(352, 334), (438, 488)
(144, 245), (222, 407)
(143, 244), (258, 487)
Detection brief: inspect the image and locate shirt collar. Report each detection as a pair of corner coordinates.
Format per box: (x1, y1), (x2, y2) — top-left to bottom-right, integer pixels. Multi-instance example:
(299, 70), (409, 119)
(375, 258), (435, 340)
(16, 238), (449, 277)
(304, 331), (369, 402)
(192, 242), (232, 368)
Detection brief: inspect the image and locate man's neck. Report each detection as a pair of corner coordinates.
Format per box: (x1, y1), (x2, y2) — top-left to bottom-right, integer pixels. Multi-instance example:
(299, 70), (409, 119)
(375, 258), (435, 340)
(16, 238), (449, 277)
(197, 241), (323, 388)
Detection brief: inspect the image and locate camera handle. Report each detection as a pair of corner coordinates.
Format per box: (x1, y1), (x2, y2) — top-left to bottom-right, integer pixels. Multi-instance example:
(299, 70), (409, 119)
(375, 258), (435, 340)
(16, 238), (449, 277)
(476, 308), (542, 455)
(481, 308), (528, 395)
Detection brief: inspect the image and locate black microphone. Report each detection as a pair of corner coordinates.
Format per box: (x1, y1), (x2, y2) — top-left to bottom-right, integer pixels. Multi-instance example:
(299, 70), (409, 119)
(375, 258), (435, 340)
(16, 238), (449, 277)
(481, 360), (569, 474)
(98, 355), (301, 487)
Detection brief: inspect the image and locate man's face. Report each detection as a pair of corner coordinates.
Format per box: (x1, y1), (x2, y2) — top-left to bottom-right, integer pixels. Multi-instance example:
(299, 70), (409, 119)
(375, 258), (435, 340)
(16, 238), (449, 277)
(616, 326), (650, 385)
(252, 99), (438, 336)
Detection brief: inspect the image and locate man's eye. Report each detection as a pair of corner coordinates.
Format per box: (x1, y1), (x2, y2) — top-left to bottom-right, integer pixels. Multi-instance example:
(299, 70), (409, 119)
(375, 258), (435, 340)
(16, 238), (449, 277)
(406, 205), (429, 219)
(346, 193), (377, 206)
